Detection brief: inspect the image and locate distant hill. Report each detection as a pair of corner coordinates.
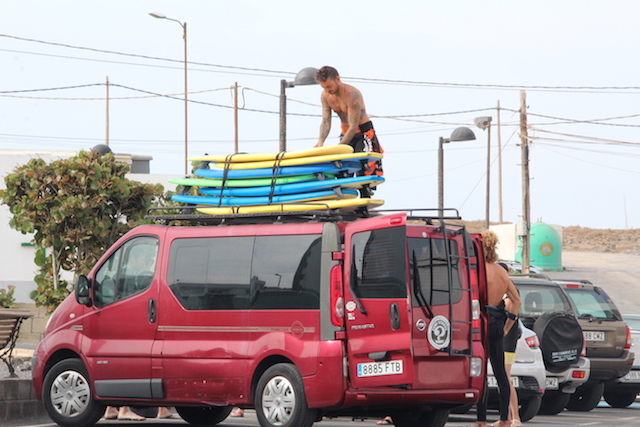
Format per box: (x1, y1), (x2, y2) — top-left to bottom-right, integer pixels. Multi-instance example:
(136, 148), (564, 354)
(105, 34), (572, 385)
(457, 221), (640, 256)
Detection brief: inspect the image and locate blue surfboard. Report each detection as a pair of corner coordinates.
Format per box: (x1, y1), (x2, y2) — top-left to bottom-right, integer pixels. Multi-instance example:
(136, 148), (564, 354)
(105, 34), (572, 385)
(199, 176), (384, 197)
(194, 161), (363, 179)
(172, 189), (359, 206)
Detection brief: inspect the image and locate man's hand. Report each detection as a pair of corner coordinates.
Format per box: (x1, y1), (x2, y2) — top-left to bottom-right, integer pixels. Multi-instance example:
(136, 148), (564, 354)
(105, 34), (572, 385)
(314, 141), (324, 148)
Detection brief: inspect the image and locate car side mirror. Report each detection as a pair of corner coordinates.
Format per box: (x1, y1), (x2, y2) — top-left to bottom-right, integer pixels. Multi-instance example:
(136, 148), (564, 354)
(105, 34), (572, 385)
(75, 275), (92, 307)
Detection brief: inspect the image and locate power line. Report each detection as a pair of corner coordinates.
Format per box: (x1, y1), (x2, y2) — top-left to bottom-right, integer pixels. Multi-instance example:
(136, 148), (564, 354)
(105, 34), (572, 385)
(5, 33), (640, 93)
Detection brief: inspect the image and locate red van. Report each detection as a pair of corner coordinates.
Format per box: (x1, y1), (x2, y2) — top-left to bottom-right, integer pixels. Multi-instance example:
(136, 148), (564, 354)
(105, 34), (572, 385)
(32, 211), (488, 427)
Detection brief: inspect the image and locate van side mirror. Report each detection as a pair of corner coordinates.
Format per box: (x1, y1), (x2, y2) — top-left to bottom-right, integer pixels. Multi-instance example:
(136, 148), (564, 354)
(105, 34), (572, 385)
(75, 275), (92, 307)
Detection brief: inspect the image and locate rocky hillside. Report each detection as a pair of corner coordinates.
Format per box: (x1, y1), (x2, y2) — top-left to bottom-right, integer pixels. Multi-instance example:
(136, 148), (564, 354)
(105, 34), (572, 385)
(459, 221), (640, 255)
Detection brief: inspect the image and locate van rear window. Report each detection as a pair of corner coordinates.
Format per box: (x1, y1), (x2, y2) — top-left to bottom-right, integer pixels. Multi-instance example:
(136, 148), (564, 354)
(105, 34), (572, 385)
(351, 227), (407, 298)
(168, 235), (321, 310)
(408, 238), (462, 306)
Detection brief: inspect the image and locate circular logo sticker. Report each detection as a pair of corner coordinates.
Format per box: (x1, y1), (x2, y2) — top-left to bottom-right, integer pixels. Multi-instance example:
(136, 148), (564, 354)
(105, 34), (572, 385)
(346, 301), (357, 312)
(427, 315), (451, 350)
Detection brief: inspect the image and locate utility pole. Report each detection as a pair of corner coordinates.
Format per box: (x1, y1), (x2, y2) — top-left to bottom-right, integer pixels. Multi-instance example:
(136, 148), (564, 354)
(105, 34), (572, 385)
(497, 100), (503, 223)
(233, 82), (239, 154)
(105, 76), (110, 146)
(520, 90), (531, 273)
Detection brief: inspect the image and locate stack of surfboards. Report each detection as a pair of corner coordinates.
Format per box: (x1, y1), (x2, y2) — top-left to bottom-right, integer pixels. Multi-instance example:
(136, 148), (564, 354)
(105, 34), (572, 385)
(169, 145), (384, 215)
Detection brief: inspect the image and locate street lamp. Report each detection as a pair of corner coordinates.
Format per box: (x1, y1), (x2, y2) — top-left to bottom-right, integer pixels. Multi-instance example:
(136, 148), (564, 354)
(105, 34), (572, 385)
(475, 116), (492, 229)
(149, 12), (188, 175)
(279, 67), (318, 152)
(438, 127), (476, 215)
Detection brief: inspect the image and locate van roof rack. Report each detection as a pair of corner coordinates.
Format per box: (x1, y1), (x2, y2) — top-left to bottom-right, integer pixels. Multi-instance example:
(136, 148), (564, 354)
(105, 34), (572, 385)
(145, 206), (463, 226)
(145, 205), (372, 225)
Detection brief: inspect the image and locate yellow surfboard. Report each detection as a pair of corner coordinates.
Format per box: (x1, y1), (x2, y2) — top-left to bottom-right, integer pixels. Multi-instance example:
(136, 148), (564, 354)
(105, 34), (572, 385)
(197, 198), (384, 215)
(188, 145), (353, 163)
(210, 152), (383, 170)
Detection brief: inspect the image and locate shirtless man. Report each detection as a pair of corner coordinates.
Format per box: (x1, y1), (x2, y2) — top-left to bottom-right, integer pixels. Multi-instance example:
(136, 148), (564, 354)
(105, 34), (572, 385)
(313, 66), (383, 177)
(472, 230), (521, 427)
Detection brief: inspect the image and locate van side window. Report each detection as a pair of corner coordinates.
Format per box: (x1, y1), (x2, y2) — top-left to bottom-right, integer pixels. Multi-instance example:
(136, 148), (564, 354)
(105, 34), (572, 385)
(352, 227), (407, 298)
(408, 237), (462, 306)
(251, 235), (321, 309)
(167, 235), (321, 310)
(94, 236), (159, 307)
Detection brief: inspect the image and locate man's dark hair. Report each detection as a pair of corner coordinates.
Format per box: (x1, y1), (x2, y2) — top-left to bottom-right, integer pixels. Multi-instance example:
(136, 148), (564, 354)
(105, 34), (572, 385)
(315, 66), (339, 82)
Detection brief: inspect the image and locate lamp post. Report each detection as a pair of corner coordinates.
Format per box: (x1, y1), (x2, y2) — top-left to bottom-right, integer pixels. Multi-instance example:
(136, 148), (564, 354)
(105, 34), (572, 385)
(279, 67), (318, 152)
(475, 116), (492, 229)
(438, 127), (476, 216)
(149, 12), (188, 175)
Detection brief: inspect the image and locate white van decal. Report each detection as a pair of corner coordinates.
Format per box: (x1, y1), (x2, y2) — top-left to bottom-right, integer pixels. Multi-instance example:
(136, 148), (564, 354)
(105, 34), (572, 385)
(415, 318), (427, 332)
(351, 324), (375, 330)
(427, 315), (450, 350)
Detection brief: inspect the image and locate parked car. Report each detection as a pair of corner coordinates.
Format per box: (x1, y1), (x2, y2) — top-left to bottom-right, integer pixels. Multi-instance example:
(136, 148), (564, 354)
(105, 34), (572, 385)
(511, 275), (591, 415)
(486, 320), (546, 422)
(602, 314), (640, 408)
(554, 279), (634, 412)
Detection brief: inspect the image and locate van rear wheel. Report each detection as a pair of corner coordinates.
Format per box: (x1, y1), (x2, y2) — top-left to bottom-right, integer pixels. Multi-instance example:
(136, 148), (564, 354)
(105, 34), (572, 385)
(391, 407), (449, 427)
(175, 406), (232, 424)
(255, 363), (316, 427)
(42, 359), (104, 427)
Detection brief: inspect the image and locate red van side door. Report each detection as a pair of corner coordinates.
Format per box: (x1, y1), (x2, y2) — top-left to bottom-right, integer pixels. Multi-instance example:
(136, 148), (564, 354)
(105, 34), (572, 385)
(342, 214), (414, 388)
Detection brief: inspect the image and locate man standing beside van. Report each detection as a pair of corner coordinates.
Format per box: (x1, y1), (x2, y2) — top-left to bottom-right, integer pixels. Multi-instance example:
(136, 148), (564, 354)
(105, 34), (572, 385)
(473, 230), (521, 427)
(313, 66), (383, 178)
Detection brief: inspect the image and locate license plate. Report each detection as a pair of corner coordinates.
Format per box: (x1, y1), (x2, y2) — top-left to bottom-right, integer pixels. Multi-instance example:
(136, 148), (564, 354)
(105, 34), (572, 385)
(545, 377), (559, 390)
(583, 331), (605, 341)
(488, 376), (519, 388)
(357, 360), (403, 377)
(621, 370), (640, 382)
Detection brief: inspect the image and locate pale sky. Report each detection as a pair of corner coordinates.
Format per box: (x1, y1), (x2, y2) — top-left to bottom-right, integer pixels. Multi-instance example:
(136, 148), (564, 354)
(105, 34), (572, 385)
(2, 0), (640, 229)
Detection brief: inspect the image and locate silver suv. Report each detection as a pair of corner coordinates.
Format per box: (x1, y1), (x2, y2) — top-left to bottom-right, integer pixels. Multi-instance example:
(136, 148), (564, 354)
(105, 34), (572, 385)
(511, 276), (591, 415)
(554, 279), (634, 411)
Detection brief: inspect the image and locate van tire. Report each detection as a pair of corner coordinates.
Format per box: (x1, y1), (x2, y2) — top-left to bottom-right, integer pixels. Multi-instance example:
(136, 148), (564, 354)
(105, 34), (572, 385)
(566, 381), (604, 412)
(175, 406), (233, 425)
(538, 390), (570, 415)
(391, 407), (449, 427)
(255, 363), (316, 427)
(42, 359), (105, 427)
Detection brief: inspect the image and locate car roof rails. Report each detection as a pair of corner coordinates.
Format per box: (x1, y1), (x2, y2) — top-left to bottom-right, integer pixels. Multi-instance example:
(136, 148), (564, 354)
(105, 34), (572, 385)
(554, 278), (594, 285)
(510, 273), (552, 281)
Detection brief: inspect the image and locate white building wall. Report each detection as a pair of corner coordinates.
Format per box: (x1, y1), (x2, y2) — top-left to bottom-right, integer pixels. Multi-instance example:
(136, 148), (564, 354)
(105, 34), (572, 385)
(0, 149), (180, 303)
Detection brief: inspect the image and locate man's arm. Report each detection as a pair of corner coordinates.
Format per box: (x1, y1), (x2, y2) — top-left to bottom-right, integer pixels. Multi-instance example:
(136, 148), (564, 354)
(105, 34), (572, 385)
(503, 275), (521, 334)
(315, 96), (332, 147)
(338, 90), (364, 145)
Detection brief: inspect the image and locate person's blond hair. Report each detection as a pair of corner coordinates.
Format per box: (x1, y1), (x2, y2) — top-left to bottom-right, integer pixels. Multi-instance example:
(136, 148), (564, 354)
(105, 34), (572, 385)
(481, 230), (500, 263)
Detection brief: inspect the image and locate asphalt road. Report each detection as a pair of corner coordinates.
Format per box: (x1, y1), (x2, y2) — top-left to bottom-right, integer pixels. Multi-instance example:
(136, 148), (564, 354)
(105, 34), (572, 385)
(7, 402), (640, 427)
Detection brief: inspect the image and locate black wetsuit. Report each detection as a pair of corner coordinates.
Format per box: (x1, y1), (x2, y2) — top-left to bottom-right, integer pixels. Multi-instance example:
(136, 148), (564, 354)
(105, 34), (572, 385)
(477, 301), (511, 422)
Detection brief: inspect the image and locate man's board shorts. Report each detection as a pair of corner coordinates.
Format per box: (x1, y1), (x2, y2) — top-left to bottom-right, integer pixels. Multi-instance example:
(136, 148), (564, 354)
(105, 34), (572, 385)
(340, 121), (384, 177)
(504, 321), (520, 365)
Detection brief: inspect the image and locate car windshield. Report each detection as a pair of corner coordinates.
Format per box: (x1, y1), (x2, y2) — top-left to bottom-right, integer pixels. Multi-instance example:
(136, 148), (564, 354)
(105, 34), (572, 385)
(517, 284), (569, 317)
(563, 287), (621, 321)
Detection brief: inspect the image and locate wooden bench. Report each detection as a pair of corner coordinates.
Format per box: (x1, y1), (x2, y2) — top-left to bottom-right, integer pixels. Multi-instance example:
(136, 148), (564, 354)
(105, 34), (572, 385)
(0, 309), (34, 378)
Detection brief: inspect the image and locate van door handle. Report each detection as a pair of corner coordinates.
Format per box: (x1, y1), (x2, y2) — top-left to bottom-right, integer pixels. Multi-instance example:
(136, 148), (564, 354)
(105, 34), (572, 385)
(390, 303), (400, 330)
(148, 298), (156, 323)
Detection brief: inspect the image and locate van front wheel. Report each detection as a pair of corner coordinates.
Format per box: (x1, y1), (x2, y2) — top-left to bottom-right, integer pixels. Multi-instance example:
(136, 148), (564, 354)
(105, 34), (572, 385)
(255, 363), (317, 427)
(42, 359), (105, 427)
